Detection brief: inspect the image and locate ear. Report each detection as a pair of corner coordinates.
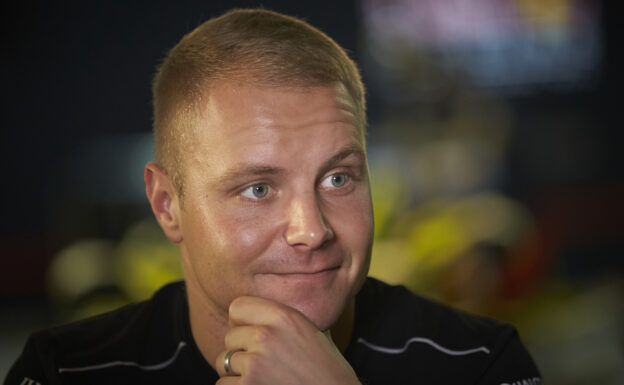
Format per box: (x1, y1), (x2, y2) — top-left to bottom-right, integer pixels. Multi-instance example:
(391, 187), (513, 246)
(144, 162), (183, 243)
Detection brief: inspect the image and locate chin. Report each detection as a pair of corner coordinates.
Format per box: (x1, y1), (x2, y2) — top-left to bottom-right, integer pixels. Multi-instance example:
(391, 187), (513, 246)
(279, 291), (349, 331)
(292, 305), (342, 331)
(252, 268), (365, 330)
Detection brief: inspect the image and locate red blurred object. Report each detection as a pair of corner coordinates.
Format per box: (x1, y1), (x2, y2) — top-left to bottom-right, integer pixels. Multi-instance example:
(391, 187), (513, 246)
(0, 235), (51, 297)
(502, 182), (624, 297)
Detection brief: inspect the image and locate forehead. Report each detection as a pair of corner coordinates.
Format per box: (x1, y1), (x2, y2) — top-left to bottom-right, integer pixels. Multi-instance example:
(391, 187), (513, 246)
(201, 81), (359, 133)
(183, 83), (364, 174)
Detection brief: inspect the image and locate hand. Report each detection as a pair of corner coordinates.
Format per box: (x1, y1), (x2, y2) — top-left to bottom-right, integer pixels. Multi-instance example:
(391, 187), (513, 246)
(215, 296), (361, 385)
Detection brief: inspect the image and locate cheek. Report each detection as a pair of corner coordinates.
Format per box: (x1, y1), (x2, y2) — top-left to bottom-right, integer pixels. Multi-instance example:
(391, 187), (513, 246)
(209, 208), (280, 265)
(327, 191), (374, 251)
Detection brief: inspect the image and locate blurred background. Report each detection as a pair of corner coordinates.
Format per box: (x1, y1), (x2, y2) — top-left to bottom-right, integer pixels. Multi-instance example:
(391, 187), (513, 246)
(1, 1), (622, 383)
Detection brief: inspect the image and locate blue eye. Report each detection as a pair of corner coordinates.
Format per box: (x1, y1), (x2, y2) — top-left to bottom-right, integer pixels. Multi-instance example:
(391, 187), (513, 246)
(321, 173), (350, 188)
(241, 183), (270, 199)
(331, 174), (347, 187)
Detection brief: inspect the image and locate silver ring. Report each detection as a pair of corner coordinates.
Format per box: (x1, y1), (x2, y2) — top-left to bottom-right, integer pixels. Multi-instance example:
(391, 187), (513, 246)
(224, 349), (243, 376)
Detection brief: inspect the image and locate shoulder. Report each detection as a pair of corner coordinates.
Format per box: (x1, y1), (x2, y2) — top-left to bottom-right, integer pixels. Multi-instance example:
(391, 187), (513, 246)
(4, 281), (187, 385)
(348, 277), (541, 385)
(36, 280), (184, 363)
(356, 277), (511, 344)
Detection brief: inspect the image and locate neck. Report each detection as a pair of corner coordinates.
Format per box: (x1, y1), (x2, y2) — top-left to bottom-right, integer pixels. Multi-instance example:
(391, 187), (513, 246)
(330, 298), (356, 352)
(185, 276), (229, 368)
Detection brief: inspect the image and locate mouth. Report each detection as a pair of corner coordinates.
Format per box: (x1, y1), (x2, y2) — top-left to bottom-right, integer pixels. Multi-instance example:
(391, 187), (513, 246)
(262, 266), (340, 280)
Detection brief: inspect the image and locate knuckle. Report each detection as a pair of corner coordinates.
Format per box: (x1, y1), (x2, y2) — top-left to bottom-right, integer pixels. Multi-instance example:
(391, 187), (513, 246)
(253, 325), (272, 345)
(223, 331), (235, 347)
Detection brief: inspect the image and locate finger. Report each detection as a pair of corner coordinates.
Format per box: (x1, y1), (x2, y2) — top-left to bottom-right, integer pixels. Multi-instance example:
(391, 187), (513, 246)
(229, 296), (283, 326)
(225, 325), (268, 352)
(215, 348), (245, 378)
(229, 296), (308, 327)
(216, 377), (241, 385)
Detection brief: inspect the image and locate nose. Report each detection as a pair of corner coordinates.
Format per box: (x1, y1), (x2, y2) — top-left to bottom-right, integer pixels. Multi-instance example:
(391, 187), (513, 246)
(285, 193), (334, 249)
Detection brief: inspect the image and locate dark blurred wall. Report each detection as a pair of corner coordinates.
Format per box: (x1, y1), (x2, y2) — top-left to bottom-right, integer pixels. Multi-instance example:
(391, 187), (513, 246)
(1, 0), (621, 294)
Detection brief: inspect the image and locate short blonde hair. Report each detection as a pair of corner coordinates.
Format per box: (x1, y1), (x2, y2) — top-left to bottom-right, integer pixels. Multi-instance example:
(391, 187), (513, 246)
(152, 8), (367, 196)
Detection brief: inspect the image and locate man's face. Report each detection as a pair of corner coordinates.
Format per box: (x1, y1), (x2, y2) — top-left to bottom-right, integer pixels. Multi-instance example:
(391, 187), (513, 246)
(176, 82), (373, 331)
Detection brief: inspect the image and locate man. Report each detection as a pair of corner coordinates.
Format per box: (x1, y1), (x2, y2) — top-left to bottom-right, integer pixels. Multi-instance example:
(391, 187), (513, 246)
(6, 8), (541, 385)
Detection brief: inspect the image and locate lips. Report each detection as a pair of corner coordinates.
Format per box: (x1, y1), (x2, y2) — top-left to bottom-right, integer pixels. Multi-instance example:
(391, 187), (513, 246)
(268, 266), (340, 276)
(255, 266), (341, 286)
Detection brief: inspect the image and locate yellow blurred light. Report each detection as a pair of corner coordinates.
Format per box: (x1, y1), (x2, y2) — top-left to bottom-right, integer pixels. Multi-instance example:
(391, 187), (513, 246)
(115, 218), (183, 301)
(515, 0), (572, 29)
(369, 238), (418, 285)
(46, 239), (117, 305)
(370, 165), (409, 238)
(408, 210), (470, 269)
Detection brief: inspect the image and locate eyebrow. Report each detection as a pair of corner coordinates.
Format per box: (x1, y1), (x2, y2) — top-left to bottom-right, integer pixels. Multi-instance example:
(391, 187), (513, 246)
(212, 144), (366, 187)
(212, 164), (286, 187)
(318, 145), (366, 175)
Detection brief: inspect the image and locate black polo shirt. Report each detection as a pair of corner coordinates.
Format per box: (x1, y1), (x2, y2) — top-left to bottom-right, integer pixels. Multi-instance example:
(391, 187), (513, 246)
(5, 278), (541, 385)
